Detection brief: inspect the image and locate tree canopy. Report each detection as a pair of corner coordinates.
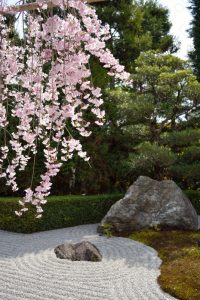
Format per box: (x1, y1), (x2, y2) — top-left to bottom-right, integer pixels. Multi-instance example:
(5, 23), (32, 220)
(95, 0), (178, 73)
(189, 0), (200, 80)
(0, 0), (199, 203)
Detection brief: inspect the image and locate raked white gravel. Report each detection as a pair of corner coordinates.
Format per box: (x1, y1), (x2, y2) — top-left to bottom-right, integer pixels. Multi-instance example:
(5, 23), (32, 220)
(0, 224), (177, 300)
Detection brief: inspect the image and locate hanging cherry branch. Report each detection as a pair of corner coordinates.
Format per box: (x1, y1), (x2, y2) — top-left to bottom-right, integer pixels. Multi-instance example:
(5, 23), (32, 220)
(0, 0), (130, 217)
(0, 0), (106, 15)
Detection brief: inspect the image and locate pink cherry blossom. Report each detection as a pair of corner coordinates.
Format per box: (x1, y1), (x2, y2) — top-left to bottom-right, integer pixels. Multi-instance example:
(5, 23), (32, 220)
(0, 0), (131, 217)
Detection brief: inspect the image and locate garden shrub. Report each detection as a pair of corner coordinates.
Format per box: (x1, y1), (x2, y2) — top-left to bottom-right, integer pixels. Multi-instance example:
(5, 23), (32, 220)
(0, 190), (199, 234)
(0, 194), (123, 233)
(185, 190), (200, 214)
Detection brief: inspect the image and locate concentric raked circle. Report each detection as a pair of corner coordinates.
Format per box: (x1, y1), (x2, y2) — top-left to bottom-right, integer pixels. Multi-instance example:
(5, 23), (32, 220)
(0, 224), (177, 300)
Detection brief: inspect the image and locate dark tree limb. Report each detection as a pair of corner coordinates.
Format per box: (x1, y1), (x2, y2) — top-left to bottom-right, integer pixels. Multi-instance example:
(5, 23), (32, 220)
(0, 0), (107, 15)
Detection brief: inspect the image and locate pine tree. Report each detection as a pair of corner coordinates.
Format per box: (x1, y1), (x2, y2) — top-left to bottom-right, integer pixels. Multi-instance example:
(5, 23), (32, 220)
(95, 0), (178, 73)
(73, 1), (180, 193)
(119, 51), (200, 187)
(189, 0), (200, 80)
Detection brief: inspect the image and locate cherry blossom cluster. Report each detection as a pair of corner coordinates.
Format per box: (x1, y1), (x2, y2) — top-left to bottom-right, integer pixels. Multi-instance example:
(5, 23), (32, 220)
(0, 0), (130, 217)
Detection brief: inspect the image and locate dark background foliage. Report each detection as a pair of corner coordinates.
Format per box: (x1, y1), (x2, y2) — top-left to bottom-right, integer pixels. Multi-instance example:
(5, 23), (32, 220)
(0, 0), (199, 197)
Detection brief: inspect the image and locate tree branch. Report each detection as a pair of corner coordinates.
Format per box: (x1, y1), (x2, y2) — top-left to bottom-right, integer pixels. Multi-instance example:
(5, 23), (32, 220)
(0, 0), (107, 15)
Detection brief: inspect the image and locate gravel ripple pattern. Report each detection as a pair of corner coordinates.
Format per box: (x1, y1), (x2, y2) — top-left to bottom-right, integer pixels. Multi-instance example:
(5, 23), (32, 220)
(0, 224), (177, 300)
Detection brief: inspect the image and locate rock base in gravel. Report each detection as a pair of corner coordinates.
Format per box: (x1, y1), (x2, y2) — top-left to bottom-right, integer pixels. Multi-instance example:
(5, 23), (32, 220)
(54, 241), (102, 262)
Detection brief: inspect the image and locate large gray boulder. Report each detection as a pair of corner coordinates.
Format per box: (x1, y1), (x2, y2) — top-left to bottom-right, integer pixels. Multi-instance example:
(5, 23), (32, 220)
(54, 241), (102, 262)
(98, 176), (198, 233)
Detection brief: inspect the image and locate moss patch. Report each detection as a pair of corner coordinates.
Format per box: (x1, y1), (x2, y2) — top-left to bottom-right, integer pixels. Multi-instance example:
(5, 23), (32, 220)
(129, 230), (200, 300)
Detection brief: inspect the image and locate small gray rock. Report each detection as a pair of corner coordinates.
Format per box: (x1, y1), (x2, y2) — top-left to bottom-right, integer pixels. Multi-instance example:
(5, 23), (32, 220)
(98, 176), (198, 234)
(54, 241), (102, 262)
(54, 243), (75, 260)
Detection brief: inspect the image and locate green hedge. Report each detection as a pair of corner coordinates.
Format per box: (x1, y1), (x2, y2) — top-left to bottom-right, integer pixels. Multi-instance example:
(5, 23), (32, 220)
(185, 190), (200, 214)
(0, 190), (199, 234)
(0, 194), (123, 233)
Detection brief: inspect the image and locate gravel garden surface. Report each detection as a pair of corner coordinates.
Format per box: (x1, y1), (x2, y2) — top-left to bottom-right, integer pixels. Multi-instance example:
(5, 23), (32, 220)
(0, 223), (178, 300)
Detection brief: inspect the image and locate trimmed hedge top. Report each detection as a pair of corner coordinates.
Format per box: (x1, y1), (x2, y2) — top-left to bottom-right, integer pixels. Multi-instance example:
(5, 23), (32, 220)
(0, 194), (123, 233)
